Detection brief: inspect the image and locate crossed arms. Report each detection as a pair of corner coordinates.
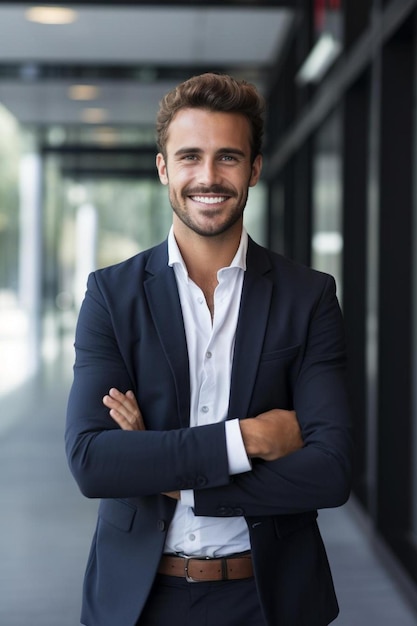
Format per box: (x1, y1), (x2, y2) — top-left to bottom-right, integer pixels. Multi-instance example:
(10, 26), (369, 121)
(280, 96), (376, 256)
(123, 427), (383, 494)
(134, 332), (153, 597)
(103, 387), (303, 462)
(102, 388), (303, 500)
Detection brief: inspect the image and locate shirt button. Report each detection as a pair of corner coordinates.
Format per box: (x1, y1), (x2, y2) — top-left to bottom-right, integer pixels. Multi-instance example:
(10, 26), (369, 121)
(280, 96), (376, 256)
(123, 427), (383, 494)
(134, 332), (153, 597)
(201, 406), (209, 414)
(189, 534), (196, 541)
(197, 297), (204, 304)
(206, 351), (212, 359)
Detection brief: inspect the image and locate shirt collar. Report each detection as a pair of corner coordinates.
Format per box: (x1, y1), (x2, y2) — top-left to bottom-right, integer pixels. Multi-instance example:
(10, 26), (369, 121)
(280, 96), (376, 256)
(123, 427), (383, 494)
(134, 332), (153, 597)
(168, 226), (248, 276)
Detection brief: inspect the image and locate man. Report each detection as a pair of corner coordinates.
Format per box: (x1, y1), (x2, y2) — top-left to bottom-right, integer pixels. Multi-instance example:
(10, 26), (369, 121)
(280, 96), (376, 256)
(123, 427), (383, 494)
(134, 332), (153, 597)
(65, 73), (353, 626)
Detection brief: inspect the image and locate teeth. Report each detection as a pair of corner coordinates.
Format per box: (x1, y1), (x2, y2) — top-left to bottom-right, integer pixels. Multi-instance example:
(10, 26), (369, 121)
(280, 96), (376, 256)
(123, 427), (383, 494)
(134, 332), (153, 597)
(191, 196), (227, 204)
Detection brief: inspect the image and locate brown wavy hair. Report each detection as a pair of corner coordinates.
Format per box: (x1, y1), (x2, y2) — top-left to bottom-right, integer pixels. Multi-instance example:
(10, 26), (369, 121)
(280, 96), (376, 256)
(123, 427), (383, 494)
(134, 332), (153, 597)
(156, 73), (265, 163)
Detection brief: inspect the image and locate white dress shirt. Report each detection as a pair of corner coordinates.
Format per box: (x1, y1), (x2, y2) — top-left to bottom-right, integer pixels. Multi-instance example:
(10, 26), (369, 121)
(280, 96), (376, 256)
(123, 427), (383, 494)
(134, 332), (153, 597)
(164, 226), (252, 557)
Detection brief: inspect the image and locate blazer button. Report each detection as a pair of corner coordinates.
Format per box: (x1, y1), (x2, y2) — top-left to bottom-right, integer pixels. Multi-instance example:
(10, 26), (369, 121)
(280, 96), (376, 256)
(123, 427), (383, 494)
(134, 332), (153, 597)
(217, 506), (233, 516)
(157, 519), (166, 532)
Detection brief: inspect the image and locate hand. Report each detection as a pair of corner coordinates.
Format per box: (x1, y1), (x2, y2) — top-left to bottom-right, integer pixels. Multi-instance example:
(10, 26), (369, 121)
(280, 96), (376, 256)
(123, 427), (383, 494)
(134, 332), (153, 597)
(103, 388), (145, 431)
(162, 491), (181, 500)
(239, 409), (303, 461)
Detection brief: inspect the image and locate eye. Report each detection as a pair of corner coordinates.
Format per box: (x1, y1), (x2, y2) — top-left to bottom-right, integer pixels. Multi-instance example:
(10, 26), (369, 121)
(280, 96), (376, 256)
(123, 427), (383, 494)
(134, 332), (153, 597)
(220, 155), (236, 162)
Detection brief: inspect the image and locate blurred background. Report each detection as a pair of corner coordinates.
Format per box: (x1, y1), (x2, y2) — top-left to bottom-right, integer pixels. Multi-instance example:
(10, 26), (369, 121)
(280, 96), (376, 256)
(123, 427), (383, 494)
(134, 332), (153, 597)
(1, 1), (417, 624)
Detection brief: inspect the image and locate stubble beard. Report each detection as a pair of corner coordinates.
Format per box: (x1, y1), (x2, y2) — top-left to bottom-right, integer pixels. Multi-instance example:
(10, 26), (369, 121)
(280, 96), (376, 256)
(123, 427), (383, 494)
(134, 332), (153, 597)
(169, 187), (249, 238)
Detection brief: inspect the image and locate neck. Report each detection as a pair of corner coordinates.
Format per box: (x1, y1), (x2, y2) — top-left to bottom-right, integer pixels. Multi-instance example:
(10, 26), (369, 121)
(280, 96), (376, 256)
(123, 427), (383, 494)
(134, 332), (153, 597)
(173, 222), (243, 320)
(173, 221), (243, 280)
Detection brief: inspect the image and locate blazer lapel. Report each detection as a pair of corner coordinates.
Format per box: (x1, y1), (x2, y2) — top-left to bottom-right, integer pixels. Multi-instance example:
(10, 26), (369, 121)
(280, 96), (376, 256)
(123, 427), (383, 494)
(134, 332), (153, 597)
(228, 240), (273, 419)
(144, 243), (190, 428)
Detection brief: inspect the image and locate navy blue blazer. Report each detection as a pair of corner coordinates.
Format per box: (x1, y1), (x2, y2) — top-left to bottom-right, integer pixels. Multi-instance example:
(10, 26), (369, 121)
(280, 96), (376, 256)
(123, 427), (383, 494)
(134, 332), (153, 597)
(65, 237), (353, 626)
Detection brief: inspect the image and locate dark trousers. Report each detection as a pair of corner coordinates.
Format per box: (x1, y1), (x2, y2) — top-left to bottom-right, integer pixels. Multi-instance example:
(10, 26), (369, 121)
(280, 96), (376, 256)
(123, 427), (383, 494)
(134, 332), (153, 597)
(137, 574), (266, 626)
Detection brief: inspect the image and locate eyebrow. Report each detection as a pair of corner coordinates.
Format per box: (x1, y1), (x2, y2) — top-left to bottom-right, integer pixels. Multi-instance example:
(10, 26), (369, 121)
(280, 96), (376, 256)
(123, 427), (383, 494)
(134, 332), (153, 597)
(174, 147), (247, 157)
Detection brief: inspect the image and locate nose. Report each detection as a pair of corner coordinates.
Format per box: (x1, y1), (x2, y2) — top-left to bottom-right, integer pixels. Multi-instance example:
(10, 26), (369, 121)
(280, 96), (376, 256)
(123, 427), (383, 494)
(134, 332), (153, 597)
(197, 158), (220, 186)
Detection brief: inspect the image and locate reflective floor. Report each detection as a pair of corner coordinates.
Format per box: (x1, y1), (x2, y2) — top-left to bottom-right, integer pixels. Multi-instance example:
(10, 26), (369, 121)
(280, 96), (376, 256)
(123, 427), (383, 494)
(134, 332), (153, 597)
(1, 350), (417, 625)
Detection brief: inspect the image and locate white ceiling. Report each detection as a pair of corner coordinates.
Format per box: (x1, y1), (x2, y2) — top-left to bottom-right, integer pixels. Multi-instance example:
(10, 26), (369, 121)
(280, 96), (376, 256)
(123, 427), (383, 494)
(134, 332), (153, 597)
(0, 4), (295, 127)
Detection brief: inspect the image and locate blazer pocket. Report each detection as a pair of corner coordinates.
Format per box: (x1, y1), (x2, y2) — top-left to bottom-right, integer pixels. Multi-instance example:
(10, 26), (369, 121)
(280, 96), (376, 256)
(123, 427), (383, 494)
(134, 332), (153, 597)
(260, 344), (300, 362)
(98, 498), (137, 532)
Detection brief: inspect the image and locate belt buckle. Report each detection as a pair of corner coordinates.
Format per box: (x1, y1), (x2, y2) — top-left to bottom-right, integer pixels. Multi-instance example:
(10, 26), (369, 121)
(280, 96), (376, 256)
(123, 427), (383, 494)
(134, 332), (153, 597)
(184, 556), (200, 583)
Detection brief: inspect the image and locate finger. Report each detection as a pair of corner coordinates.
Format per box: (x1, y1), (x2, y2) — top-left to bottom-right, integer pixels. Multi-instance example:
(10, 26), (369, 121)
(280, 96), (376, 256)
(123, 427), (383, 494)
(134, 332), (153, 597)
(103, 394), (135, 421)
(162, 491), (180, 500)
(122, 390), (146, 430)
(109, 388), (140, 414)
(106, 389), (136, 414)
(109, 387), (134, 407)
(106, 407), (130, 430)
(103, 394), (117, 407)
(103, 394), (128, 414)
(103, 393), (145, 431)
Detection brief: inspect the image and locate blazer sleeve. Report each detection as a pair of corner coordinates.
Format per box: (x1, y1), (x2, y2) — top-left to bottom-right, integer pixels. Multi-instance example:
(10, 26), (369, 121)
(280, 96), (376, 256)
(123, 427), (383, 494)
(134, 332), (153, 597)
(193, 274), (353, 518)
(65, 271), (230, 498)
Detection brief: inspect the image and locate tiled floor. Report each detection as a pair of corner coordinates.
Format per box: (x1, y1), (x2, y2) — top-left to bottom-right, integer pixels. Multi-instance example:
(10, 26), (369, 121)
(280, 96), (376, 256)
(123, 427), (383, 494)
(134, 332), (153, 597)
(1, 353), (417, 625)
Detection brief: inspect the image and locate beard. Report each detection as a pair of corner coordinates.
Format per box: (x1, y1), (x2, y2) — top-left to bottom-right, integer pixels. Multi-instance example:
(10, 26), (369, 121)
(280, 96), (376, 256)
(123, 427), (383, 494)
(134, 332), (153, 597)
(169, 184), (249, 237)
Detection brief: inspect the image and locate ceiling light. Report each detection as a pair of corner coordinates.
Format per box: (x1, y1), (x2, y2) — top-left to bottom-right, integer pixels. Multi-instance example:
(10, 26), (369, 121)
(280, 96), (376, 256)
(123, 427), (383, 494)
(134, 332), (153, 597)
(25, 6), (78, 25)
(81, 108), (108, 124)
(92, 127), (118, 145)
(296, 33), (342, 85)
(69, 84), (100, 101)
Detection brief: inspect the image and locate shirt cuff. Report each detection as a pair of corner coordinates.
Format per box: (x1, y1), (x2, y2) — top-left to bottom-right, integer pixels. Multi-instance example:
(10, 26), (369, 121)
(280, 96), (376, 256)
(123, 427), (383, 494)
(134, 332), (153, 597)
(180, 420), (251, 505)
(225, 418), (252, 474)
(180, 489), (195, 507)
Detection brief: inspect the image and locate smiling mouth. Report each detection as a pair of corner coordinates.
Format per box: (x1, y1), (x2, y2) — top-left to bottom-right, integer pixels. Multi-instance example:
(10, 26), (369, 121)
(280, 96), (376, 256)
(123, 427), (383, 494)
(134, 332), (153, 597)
(190, 195), (229, 204)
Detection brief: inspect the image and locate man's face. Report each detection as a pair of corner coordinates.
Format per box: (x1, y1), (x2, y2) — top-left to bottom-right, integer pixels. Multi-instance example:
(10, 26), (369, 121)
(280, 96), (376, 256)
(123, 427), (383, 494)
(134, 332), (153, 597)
(156, 108), (262, 238)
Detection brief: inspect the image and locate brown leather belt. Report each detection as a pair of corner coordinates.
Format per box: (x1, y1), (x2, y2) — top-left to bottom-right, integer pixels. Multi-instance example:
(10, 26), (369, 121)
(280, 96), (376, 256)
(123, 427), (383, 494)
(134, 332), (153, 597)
(158, 553), (253, 583)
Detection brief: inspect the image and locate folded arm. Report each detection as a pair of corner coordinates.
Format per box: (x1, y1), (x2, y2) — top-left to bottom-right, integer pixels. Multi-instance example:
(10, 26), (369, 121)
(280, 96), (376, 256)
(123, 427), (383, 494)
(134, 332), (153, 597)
(102, 387), (303, 500)
(104, 387), (303, 462)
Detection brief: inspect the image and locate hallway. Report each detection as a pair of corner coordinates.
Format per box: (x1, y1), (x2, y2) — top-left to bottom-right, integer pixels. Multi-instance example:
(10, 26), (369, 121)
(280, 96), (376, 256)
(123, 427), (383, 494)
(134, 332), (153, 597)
(1, 351), (416, 626)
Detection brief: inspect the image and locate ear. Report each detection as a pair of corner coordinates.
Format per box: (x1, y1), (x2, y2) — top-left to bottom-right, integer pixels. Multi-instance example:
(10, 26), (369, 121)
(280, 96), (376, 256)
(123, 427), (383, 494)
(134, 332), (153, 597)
(249, 154), (263, 187)
(156, 153), (169, 185)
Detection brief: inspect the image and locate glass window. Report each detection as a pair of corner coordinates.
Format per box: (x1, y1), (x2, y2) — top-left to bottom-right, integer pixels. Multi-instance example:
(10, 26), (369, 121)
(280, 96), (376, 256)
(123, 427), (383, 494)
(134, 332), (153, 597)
(0, 104), (26, 393)
(311, 109), (344, 303)
(42, 162), (174, 356)
(412, 77), (417, 538)
(244, 181), (267, 247)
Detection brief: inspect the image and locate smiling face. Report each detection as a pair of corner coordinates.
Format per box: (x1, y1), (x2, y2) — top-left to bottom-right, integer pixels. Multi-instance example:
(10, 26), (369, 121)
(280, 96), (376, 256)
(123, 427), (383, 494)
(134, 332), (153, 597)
(156, 108), (262, 239)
